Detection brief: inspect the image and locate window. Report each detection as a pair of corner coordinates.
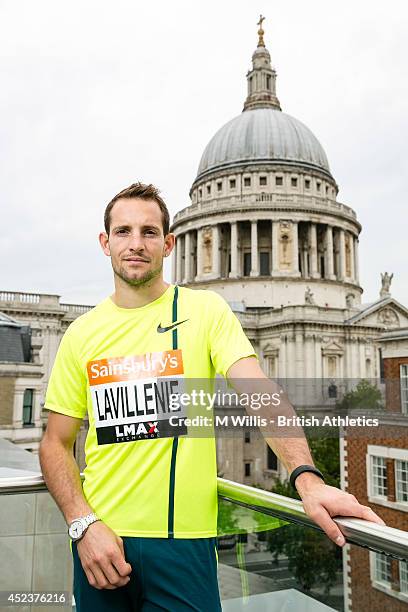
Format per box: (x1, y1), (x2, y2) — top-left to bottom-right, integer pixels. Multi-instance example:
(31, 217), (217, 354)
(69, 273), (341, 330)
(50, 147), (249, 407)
(267, 446), (278, 470)
(395, 460), (408, 502)
(244, 177), (251, 187)
(217, 181), (222, 192)
(244, 431), (251, 444)
(316, 182), (321, 192)
(245, 463), (251, 477)
(198, 188), (202, 199)
(291, 177), (298, 187)
(326, 185), (329, 194)
(379, 348), (384, 381)
(259, 176), (267, 186)
(23, 389), (34, 426)
(305, 179), (311, 189)
(401, 364), (408, 414)
(400, 560), (408, 593)
(275, 176), (283, 186)
(206, 185), (211, 195)
(229, 178), (236, 189)
(266, 74), (271, 90)
(371, 456), (387, 497)
(243, 252), (251, 277)
(260, 252), (270, 275)
(374, 552), (392, 585)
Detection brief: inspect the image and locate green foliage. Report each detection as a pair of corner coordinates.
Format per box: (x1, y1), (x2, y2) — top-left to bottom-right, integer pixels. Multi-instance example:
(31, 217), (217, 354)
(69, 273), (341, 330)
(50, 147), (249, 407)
(267, 436), (342, 593)
(266, 523), (341, 594)
(309, 437), (340, 488)
(335, 379), (383, 411)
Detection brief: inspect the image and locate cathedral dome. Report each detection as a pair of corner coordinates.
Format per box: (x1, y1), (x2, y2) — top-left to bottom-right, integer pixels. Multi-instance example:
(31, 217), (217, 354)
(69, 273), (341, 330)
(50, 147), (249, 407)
(196, 108), (331, 180)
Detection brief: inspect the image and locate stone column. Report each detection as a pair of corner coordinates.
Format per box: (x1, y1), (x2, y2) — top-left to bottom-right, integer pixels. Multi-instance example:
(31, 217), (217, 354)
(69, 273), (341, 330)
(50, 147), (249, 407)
(354, 236), (360, 284)
(339, 229), (346, 280)
(309, 223), (319, 278)
(176, 234), (182, 283)
(229, 221), (239, 278)
(304, 335), (314, 378)
(183, 231), (191, 283)
(279, 336), (286, 379)
(315, 336), (322, 379)
(359, 340), (366, 379)
(250, 220), (259, 276)
(348, 233), (355, 281)
(292, 222), (300, 274)
(272, 220), (279, 273)
(302, 248), (308, 278)
(287, 335), (296, 379)
(196, 228), (203, 280)
(326, 225), (336, 280)
(212, 224), (221, 277)
(295, 329), (304, 379)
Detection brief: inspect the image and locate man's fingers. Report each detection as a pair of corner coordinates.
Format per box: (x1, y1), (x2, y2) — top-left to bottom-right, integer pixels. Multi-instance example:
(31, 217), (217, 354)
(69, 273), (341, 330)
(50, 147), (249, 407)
(111, 548), (132, 577)
(88, 563), (117, 590)
(99, 557), (130, 587)
(310, 507), (346, 547)
(352, 504), (386, 525)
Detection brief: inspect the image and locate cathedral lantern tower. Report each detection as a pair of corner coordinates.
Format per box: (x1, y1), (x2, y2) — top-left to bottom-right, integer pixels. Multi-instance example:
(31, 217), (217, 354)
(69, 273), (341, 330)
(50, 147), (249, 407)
(171, 18), (362, 311)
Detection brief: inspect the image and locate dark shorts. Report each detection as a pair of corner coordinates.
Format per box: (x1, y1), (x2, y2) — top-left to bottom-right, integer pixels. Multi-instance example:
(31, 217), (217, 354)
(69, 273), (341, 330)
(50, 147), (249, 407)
(72, 536), (222, 612)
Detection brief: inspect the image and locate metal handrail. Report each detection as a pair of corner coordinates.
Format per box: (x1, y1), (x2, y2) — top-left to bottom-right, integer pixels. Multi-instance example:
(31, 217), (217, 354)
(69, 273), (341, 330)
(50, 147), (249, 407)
(1, 474), (406, 560)
(218, 478), (408, 561)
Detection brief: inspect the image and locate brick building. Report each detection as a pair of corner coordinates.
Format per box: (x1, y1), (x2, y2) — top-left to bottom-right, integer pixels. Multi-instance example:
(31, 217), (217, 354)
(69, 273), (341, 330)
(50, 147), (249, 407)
(341, 328), (408, 610)
(0, 312), (43, 451)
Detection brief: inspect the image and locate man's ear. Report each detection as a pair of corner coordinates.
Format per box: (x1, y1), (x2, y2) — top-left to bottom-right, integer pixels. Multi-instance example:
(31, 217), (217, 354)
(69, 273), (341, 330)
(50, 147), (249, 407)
(163, 232), (176, 257)
(99, 231), (111, 257)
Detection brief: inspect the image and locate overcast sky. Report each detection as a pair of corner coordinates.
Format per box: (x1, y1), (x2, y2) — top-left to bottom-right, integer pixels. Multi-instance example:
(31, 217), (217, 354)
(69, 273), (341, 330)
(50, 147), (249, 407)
(1, 0), (407, 307)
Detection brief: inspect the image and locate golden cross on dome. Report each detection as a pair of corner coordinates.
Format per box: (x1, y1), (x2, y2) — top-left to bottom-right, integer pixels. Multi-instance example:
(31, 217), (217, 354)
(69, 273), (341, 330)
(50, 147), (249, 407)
(257, 14), (265, 46)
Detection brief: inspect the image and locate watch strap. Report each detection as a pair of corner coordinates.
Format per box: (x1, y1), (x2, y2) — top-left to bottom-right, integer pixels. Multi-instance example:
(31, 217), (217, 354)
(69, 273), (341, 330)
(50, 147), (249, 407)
(290, 465), (325, 490)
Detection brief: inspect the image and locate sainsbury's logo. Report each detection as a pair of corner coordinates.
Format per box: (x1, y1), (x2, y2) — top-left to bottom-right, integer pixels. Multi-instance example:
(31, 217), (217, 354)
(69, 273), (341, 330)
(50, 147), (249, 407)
(87, 349), (183, 386)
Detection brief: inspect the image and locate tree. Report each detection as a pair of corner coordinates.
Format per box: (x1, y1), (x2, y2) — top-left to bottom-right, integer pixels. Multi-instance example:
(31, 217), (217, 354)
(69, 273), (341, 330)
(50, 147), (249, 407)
(266, 437), (342, 596)
(335, 379), (383, 412)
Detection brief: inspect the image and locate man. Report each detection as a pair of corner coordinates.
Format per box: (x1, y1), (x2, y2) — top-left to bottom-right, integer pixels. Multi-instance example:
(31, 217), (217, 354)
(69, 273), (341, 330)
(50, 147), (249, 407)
(40, 182), (384, 611)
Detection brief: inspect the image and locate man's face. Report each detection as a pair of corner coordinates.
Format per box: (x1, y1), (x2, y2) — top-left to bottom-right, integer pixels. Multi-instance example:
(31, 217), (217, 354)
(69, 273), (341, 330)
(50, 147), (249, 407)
(99, 198), (174, 287)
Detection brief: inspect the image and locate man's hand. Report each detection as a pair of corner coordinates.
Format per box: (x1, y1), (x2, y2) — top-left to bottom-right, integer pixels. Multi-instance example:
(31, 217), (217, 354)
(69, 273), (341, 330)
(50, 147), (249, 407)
(295, 472), (385, 546)
(76, 521), (132, 590)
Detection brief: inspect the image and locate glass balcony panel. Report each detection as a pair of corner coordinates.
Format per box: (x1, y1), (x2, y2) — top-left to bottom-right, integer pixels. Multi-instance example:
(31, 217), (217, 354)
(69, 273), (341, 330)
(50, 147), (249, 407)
(1, 477), (407, 611)
(0, 490), (73, 611)
(218, 498), (342, 610)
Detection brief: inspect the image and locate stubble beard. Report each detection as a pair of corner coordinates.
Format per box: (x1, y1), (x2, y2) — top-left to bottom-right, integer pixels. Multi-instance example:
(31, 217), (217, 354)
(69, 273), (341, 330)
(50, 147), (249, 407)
(113, 261), (163, 287)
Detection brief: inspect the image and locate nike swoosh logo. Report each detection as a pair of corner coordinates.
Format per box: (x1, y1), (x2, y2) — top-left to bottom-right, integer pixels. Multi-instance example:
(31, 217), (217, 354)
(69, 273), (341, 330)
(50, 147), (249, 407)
(157, 319), (189, 333)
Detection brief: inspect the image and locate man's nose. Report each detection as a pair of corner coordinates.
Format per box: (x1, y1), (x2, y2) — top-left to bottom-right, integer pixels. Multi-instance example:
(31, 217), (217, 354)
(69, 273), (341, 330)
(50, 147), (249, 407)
(128, 232), (145, 251)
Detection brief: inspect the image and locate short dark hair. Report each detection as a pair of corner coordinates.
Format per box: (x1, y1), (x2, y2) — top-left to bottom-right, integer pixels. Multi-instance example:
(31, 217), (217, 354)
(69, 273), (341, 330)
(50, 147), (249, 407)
(104, 182), (170, 236)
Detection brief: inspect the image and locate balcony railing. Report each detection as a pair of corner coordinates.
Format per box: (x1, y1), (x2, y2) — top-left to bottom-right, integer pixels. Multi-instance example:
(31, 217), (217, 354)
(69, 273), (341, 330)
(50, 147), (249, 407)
(1, 475), (407, 611)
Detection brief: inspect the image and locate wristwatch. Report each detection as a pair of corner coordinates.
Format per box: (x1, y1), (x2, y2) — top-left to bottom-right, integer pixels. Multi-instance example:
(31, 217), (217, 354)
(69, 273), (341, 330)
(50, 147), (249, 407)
(68, 512), (100, 542)
(289, 465), (325, 490)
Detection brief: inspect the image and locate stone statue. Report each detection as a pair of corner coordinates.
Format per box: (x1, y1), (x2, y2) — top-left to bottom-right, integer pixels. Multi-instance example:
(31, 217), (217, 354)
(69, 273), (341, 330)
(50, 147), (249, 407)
(346, 293), (355, 308)
(203, 227), (212, 273)
(380, 272), (393, 298)
(305, 286), (315, 305)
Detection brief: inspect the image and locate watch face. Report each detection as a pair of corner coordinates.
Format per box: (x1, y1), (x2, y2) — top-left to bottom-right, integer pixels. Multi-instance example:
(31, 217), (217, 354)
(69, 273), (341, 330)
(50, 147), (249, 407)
(69, 520), (84, 540)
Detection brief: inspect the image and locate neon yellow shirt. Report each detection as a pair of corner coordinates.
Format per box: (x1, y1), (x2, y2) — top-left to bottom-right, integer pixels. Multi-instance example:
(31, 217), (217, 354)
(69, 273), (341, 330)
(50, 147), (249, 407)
(44, 285), (256, 538)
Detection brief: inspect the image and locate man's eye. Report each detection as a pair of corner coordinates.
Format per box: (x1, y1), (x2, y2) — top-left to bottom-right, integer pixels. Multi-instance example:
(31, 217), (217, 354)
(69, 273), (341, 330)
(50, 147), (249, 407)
(145, 230), (157, 235)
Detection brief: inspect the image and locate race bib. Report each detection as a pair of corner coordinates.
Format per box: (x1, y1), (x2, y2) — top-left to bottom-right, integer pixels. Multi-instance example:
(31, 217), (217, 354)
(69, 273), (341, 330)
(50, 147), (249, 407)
(87, 349), (187, 445)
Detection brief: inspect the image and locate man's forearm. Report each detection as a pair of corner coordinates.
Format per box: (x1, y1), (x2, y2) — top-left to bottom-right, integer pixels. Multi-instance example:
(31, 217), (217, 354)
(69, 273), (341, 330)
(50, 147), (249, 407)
(39, 437), (93, 524)
(232, 375), (316, 476)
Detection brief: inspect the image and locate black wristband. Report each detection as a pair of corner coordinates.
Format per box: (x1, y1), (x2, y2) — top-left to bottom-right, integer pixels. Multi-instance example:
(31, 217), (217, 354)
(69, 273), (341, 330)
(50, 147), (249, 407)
(289, 465), (325, 490)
